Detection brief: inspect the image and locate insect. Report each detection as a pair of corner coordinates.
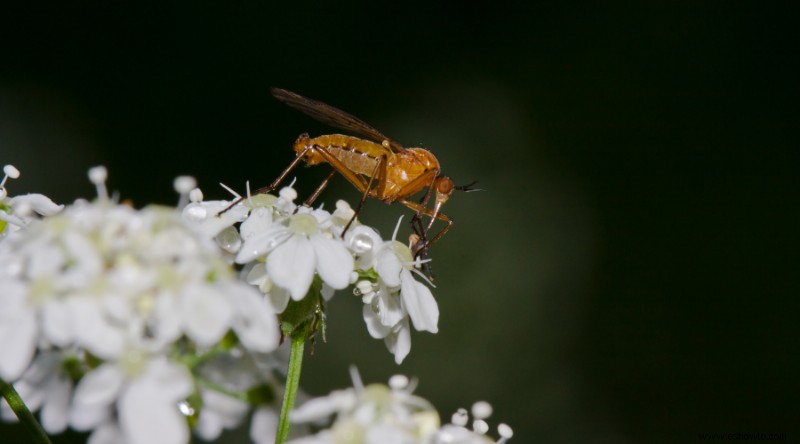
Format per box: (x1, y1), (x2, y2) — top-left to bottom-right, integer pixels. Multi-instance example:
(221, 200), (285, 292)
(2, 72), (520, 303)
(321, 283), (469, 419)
(252, 88), (471, 260)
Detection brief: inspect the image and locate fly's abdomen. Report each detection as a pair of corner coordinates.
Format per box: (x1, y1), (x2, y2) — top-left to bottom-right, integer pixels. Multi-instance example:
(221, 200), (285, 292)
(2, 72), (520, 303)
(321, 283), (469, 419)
(296, 134), (390, 176)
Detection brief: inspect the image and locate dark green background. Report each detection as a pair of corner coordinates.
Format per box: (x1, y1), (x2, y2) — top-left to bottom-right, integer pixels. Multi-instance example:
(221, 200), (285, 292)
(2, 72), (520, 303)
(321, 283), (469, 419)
(2, 2), (798, 443)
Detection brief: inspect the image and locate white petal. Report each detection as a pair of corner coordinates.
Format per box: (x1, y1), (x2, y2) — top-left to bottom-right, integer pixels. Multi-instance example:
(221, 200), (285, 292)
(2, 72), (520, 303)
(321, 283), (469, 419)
(240, 207), (273, 240)
(87, 422), (126, 444)
(376, 288), (405, 328)
(72, 363), (124, 408)
(400, 271), (439, 333)
(70, 298), (125, 359)
(40, 375), (71, 433)
(182, 200), (248, 239)
(267, 236), (316, 300)
(386, 319), (411, 365)
(0, 305), (37, 381)
(119, 386), (188, 444)
(312, 235), (354, 290)
(228, 284), (280, 353)
(236, 226), (291, 264)
(142, 357), (194, 401)
(362, 305), (391, 339)
(250, 407), (279, 444)
(69, 400), (111, 431)
(195, 389), (249, 440)
(290, 390), (357, 423)
(26, 243), (64, 278)
(118, 360), (192, 444)
(42, 299), (74, 347)
(244, 262), (268, 286)
(365, 424), (409, 444)
(268, 286), (291, 313)
(376, 247), (403, 288)
(180, 284), (234, 347)
(9, 193), (64, 216)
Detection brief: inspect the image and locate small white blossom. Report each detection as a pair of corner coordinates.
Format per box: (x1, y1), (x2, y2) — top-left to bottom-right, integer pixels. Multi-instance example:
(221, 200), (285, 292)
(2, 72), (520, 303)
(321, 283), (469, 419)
(289, 370), (440, 444)
(235, 191), (354, 302)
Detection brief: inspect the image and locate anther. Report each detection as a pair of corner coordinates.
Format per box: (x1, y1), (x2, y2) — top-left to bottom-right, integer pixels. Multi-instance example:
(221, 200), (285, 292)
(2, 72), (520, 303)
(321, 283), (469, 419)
(88, 166), (109, 200)
(451, 408), (469, 427)
(388, 374), (409, 390)
(471, 401), (493, 420)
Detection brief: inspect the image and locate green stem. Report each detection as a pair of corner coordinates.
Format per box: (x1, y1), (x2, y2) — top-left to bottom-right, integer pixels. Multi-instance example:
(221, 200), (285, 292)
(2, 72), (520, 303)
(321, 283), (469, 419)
(0, 378), (52, 444)
(275, 323), (309, 444)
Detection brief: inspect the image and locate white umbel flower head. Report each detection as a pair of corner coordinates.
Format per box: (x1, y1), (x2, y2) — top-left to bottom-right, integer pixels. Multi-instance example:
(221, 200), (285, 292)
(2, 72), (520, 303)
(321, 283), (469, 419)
(0, 167), (281, 444)
(289, 369), (440, 444)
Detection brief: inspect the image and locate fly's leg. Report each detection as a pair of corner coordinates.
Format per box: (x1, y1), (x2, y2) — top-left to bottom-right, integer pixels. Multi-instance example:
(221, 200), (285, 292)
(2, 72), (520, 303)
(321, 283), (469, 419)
(342, 155), (386, 236)
(303, 170), (337, 207)
(217, 146), (311, 216)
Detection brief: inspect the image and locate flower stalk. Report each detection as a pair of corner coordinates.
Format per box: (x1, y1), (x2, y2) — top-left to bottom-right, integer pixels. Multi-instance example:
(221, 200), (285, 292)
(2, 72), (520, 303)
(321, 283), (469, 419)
(0, 378), (52, 444)
(275, 321), (309, 444)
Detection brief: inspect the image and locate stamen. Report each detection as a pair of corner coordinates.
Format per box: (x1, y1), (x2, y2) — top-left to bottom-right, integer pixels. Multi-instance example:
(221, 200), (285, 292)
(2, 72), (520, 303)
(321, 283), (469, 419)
(173, 176), (196, 194)
(189, 188), (203, 203)
(498, 423), (514, 441)
(392, 215), (404, 242)
(348, 366), (364, 392)
(472, 419), (489, 435)
(388, 374), (409, 390)
(218, 182), (241, 198)
(451, 408), (469, 426)
(174, 176), (196, 209)
(1, 164), (20, 188)
(88, 166), (109, 200)
(471, 401), (493, 420)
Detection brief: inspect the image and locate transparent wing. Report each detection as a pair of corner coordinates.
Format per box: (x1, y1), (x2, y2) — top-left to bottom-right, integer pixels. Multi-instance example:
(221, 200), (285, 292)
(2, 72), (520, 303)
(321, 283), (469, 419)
(270, 87), (406, 153)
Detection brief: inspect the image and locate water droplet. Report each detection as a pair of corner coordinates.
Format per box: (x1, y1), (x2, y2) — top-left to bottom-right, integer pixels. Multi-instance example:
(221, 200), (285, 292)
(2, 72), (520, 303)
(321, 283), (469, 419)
(351, 232), (374, 253)
(177, 400), (195, 417)
(215, 226), (242, 253)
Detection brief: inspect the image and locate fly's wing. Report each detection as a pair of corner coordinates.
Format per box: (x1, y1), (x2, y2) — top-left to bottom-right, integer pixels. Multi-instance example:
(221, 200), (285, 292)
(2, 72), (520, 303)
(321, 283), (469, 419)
(271, 87), (407, 153)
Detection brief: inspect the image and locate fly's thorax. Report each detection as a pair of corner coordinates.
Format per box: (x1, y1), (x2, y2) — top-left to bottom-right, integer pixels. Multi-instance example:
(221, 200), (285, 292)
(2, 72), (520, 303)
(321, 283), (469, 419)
(407, 148), (440, 171)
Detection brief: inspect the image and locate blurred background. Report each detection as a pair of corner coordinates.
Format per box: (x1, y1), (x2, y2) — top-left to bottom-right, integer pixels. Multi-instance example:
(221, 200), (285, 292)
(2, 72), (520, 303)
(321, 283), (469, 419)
(2, 2), (798, 443)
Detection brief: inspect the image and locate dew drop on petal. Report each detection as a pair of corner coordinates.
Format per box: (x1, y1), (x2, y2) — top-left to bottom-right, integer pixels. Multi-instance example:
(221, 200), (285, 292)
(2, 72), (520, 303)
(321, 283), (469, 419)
(215, 226), (242, 253)
(177, 400), (195, 417)
(350, 232), (374, 254)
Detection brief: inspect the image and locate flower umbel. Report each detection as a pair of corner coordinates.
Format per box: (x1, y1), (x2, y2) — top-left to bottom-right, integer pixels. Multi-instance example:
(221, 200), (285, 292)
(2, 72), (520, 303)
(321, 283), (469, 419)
(0, 168), (281, 444)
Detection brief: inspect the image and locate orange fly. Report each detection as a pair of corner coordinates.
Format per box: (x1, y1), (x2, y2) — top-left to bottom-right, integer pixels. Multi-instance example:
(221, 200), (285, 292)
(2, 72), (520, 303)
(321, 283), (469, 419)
(248, 88), (470, 259)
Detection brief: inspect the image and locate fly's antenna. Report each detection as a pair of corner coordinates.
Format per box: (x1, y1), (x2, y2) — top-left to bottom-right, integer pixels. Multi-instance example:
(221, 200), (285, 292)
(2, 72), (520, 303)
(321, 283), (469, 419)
(454, 180), (482, 192)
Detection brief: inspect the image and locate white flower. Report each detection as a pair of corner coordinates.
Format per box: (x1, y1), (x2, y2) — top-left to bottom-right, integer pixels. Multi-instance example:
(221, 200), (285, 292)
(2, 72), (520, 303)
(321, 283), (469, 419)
(424, 404), (513, 444)
(194, 389), (249, 441)
(289, 370), (440, 444)
(375, 240), (439, 334)
(71, 355), (194, 444)
(236, 205), (354, 301)
(0, 350), (73, 434)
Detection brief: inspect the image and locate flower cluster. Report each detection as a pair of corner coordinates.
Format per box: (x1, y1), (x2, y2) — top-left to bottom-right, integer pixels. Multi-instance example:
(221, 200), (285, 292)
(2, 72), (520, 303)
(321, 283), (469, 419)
(0, 167), (281, 444)
(0, 163), (511, 444)
(288, 369), (513, 444)
(184, 183), (440, 363)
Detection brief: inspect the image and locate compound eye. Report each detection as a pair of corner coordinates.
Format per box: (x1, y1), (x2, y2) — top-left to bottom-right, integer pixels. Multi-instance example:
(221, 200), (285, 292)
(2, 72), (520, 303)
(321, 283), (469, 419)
(436, 177), (454, 195)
